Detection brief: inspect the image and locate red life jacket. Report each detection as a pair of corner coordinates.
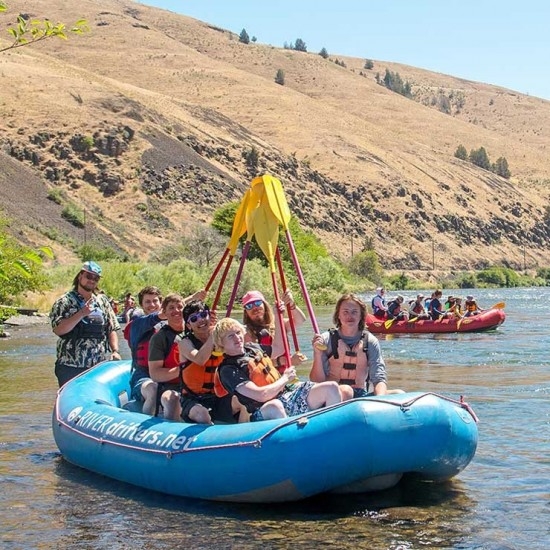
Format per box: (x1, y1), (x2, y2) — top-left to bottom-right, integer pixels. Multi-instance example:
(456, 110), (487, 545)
(246, 326), (273, 357)
(160, 333), (181, 384)
(124, 320), (157, 372)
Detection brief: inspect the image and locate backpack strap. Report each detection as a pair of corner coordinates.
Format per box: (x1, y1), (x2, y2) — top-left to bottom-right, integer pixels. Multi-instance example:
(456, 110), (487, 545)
(328, 328), (340, 359)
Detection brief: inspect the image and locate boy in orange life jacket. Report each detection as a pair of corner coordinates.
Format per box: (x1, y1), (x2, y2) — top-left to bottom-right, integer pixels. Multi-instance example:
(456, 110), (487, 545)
(311, 293), (404, 400)
(178, 300), (246, 424)
(212, 318), (342, 422)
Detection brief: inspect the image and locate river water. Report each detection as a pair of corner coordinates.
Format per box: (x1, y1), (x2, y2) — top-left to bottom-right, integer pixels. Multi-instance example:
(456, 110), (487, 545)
(1, 288), (548, 549)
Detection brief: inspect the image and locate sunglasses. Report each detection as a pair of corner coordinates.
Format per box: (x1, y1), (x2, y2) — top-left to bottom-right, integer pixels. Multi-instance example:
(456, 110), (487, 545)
(187, 309), (209, 323)
(83, 272), (100, 282)
(244, 300), (263, 310)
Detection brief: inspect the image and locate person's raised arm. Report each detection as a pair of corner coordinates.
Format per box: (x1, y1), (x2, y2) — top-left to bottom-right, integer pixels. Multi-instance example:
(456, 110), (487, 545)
(178, 334), (214, 366)
(310, 333), (328, 382)
(281, 289), (306, 331)
(52, 299), (94, 336)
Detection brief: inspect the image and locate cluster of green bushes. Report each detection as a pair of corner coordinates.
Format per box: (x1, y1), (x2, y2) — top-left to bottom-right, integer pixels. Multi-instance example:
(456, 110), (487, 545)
(454, 145), (511, 178)
(376, 69), (412, 98)
(382, 266), (549, 292)
(283, 38), (307, 52)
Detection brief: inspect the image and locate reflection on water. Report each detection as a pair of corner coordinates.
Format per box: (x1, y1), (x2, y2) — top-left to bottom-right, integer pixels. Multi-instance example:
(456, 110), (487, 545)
(1, 288), (550, 549)
(47, 458), (476, 550)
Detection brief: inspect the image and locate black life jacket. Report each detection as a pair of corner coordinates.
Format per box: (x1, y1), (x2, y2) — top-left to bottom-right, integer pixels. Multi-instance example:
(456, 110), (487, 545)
(214, 343), (280, 397)
(60, 291), (106, 341)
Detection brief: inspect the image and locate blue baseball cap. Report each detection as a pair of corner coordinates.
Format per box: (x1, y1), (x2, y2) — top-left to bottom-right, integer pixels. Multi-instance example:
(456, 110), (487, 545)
(81, 261), (102, 276)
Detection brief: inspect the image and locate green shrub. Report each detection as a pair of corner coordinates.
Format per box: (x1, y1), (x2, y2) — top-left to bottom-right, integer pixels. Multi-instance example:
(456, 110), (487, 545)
(77, 244), (125, 262)
(456, 273), (477, 288)
(61, 204), (84, 227)
(47, 188), (64, 204)
(349, 250), (383, 282)
(454, 144), (468, 160)
(477, 266), (520, 287)
(275, 69), (285, 85)
(239, 28), (250, 44)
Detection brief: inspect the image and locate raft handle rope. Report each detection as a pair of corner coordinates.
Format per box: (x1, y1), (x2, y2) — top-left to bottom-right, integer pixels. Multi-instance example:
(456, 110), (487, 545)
(55, 391), (477, 457)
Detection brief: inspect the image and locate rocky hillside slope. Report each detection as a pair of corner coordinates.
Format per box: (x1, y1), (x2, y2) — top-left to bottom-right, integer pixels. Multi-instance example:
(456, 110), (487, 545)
(1, 0), (550, 273)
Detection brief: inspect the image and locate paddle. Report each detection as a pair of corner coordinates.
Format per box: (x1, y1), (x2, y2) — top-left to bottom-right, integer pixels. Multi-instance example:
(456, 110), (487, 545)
(384, 318), (395, 329)
(275, 247), (300, 353)
(252, 200), (293, 368)
(225, 187), (261, 316)
(490, 301), (506, 309)
(208, 190), (250, 311)
(258, 174), (324, 342)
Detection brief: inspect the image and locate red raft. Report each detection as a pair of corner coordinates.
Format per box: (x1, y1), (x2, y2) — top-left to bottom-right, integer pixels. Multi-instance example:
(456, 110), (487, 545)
(366, 308), (506, 334)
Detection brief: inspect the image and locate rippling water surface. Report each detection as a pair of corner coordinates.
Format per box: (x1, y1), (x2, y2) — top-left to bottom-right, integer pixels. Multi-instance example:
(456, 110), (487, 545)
(1, 288), (549, 549)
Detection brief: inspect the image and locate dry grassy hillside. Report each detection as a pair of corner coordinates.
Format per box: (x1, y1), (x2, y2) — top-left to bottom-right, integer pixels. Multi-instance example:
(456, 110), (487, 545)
(1, 0), (550, 274)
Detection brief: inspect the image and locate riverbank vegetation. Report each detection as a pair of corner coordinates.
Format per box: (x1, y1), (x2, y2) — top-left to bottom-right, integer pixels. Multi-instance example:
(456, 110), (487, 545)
(1, 203), (549, 316)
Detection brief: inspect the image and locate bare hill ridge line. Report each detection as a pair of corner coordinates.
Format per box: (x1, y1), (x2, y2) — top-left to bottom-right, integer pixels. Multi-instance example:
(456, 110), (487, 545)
(1, 0), (550, 271)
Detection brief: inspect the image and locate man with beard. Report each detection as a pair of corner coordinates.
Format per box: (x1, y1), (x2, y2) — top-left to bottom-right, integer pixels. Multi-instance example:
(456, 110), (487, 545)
(241, 289), (306, 372)
(50, 261), (120, 387)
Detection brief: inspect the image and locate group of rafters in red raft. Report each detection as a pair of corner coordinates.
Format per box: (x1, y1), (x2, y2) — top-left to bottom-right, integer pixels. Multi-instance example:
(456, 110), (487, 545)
(367, 287), (505, 335)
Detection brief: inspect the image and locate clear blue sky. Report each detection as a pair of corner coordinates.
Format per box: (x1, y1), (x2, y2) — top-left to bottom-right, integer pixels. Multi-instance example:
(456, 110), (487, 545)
(138, 1), (550, 101)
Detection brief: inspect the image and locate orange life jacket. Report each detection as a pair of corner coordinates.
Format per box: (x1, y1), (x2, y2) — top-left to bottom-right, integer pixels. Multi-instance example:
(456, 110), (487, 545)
(214, 345), (280, 397)
(327, 329), (369, 389)
(180, 334), (223, 395)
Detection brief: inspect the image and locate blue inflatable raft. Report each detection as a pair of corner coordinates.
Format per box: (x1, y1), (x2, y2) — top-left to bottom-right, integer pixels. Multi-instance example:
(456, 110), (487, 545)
(52, 360), (478, 503)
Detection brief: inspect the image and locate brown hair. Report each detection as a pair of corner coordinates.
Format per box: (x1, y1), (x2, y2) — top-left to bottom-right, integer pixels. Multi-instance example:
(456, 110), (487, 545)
(138, 286), (162, 306)
(72, 271), (99, 294)
(161, 293), (183, 311)
(333, 293), (367, 331)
